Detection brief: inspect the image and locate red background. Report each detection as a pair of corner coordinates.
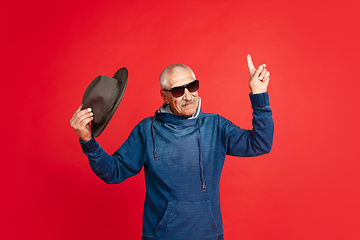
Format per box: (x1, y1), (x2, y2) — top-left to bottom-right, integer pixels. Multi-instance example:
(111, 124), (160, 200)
(1, 0), (360, 239)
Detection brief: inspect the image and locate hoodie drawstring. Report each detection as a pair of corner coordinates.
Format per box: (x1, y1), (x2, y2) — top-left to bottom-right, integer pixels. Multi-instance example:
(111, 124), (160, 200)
(197, 119), (206, 192)
(151, 116), (159, 161)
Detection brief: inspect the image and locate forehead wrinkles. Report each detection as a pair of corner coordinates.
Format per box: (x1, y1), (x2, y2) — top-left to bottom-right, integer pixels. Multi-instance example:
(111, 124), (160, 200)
(167, 68), (194, 87)
(160, 65), (196, 89)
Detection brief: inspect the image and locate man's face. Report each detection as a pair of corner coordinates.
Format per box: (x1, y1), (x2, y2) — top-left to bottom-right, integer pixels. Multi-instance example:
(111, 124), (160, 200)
(161, 68), (199, 116)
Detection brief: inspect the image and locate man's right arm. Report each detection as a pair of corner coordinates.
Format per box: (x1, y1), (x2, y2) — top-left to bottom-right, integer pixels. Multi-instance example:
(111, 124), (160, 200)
(70, 106), (145, 184)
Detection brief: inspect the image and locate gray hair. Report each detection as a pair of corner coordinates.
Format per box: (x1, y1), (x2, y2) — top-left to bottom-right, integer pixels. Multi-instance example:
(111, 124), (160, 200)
(159, 64), (196, 90)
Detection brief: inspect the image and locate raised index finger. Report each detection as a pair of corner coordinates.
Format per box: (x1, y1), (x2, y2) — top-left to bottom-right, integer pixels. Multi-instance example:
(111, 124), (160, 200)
(247, 54), (255, 73)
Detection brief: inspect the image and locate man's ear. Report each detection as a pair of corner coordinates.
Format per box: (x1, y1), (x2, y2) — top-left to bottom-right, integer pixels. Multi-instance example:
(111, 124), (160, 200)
(160, 90), (169, 104)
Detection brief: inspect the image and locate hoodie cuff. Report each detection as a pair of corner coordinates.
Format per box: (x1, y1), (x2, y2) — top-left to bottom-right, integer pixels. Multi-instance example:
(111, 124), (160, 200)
(79, 137), (100, 154)
(249, 91), (270, 109)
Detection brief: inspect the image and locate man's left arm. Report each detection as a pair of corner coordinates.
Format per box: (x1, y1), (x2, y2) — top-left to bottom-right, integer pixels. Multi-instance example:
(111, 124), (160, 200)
(224, 55), (274, 157)
(247, 54), (273, 154)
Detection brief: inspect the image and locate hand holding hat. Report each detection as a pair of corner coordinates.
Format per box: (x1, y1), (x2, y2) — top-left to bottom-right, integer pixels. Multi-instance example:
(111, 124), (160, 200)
(70, 68), (128, 141)
(70, 106), (94, 142)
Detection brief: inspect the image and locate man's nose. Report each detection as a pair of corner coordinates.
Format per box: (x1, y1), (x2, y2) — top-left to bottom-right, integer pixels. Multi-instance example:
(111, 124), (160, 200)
(183, 88), (192, 100)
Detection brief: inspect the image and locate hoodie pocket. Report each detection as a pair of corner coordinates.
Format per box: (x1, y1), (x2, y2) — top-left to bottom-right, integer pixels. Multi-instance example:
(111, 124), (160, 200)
(154, 200), (219, 239)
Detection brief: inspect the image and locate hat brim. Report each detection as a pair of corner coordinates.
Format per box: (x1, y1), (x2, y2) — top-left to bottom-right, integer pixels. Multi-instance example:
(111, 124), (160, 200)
(81, 67), (128, 137)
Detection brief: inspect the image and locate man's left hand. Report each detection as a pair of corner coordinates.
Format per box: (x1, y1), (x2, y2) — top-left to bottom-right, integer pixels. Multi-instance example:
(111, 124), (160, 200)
(247, 54), (270, 94)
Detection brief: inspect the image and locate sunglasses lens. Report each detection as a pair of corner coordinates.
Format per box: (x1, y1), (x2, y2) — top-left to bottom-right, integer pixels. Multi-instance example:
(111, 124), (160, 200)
(170, 87), (185, 98)
(187, 80), (199, 93)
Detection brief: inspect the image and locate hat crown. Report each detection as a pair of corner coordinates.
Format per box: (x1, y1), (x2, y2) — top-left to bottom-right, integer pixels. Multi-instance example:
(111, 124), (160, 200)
(81, 68), (128, 137)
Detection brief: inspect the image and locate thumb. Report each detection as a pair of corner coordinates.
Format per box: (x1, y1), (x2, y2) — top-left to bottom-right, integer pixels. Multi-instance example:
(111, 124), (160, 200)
(247, 54), (255, 75)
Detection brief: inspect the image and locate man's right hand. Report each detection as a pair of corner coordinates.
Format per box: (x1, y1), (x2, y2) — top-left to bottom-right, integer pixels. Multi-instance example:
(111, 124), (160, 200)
(70, 105), (93, 142)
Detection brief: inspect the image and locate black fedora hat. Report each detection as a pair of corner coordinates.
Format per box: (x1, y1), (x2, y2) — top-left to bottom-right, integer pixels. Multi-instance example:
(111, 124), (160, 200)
(81, 68), (128, 137)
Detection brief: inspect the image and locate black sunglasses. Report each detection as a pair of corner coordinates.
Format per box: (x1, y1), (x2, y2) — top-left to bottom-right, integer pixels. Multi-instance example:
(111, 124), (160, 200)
(163, 80), (199, 98)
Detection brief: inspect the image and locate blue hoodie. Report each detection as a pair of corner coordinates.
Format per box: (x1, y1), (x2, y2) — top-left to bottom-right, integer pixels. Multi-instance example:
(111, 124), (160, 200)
(80, 92), (274, 240)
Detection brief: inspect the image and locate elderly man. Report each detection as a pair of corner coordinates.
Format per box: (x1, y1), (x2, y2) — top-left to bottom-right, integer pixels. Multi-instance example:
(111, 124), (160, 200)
(70, 55), (274, 240)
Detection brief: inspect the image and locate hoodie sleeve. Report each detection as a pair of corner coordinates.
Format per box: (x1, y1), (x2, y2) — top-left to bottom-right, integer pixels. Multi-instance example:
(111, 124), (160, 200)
(79, 123), (146, 184)
(221, 91), (274, 157)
